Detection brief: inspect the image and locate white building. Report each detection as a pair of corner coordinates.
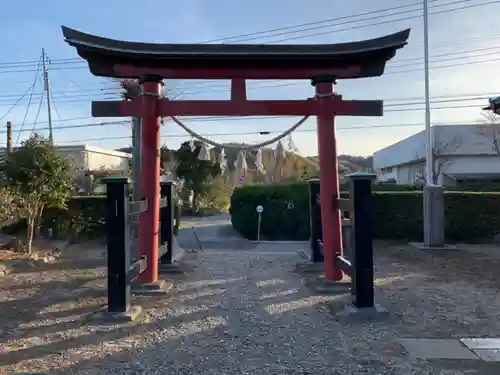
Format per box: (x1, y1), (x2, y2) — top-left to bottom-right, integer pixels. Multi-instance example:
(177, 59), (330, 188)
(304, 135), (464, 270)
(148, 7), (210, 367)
(373, 124), (500, 186)
(1, 144), (132, 171)
(55, 145), (131, 171)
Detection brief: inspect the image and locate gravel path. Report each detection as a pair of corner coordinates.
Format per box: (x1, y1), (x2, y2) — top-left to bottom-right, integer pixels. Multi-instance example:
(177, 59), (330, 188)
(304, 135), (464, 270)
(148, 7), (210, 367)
(2, 226), (500, 373)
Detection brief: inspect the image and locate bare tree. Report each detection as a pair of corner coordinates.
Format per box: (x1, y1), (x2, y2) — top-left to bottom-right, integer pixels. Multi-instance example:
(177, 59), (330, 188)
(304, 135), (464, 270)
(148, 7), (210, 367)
(474, 111), (500, 155)
(417, 136), (462, 185)
(433, 136), (461, 184)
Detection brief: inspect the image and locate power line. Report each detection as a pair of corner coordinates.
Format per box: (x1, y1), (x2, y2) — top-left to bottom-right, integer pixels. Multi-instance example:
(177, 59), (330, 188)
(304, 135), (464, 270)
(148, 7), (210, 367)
(32, 50), (500, 102)
(219, 0), (472, 44)
(1, 90), (494, 131)
(0, 0), (495, 74)
(0, 101), (487, 138)
(0, 50), (493, 110)
(0, 0), (496, 143)
(204, 0), (437, 43)
(50, 95), (64, 123)
(0, 73), (42, 123)
(28, 31), (500, 70)
(14, 56), (43, 146)
(30, 91), (45, 137)
(41, 119), (489, 146)
(28, 92), (499, 119)
(265, 0), (500, 44)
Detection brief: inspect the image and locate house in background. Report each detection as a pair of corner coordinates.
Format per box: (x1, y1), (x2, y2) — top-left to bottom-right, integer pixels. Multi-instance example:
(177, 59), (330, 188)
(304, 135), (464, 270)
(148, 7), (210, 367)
(0, 143), (132, 194)
(56, 145), (132, 195)
(56, 145), (131, 171)
(373, 124), (500, 186)
(1, 144), (132, 171)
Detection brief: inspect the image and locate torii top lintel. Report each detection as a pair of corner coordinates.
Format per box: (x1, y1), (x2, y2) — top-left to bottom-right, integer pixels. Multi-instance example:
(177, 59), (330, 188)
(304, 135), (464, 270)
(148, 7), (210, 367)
(61, 26), (410, 80)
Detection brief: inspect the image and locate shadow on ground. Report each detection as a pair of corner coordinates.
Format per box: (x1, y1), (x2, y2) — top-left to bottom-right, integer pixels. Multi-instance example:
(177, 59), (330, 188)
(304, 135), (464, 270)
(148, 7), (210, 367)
(3, 239), (500, 374)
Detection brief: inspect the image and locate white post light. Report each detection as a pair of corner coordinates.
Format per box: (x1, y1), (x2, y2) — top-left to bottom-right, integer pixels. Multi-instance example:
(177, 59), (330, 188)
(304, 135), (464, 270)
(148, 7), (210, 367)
(256, 205), (264, 241)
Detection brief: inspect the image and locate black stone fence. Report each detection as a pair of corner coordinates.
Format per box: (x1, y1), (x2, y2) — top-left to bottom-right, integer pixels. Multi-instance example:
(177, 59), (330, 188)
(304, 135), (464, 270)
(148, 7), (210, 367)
(104, 178), (178, 314)
(310, 172), (376, 309)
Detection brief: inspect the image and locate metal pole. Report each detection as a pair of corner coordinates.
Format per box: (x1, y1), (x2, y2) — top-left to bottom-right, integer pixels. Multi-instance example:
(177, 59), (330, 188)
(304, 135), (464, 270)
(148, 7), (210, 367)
(42, 48), (53, 144)
(257, 212), (261, 242)
(6, 121), (12, 154)
(132, 117), (141, 202)
(423, 0), (433, 184)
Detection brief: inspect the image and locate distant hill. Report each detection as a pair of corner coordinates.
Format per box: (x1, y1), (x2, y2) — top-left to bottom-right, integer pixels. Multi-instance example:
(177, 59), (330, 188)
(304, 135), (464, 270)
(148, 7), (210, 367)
(118, 143), (376, 180)
(306, 155), (373, 172)
(117, 144), (319, 181)
(338, 155), (373, 171)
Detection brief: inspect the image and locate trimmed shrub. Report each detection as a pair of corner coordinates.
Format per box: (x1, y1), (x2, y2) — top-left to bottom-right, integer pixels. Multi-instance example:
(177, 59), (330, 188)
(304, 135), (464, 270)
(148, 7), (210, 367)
(230, 183), (309, 240)
(3, 195), (180, 242)
(230, 184), (500, 243)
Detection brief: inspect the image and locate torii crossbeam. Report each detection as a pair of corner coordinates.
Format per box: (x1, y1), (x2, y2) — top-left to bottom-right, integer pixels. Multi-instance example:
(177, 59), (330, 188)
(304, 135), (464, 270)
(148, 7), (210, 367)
(62, 26), (410, 285)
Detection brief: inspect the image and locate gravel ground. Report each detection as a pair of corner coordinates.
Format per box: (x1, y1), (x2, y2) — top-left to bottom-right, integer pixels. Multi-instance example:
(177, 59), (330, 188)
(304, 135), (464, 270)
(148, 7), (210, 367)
(1, 237), (500, 374)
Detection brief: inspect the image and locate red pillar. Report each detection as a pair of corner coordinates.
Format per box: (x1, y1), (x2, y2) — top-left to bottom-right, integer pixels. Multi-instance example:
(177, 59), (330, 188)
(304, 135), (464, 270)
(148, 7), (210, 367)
(138, 80), (162, 284)
(315, 80), (343, 281)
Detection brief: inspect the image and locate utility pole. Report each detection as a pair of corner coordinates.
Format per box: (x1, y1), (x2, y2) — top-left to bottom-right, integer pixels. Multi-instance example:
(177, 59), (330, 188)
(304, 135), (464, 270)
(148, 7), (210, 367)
(423, 0), (432, 185)
(6, 121), (12, 153)
(421, 0), (445, 249)
(42, 48), (53, 144)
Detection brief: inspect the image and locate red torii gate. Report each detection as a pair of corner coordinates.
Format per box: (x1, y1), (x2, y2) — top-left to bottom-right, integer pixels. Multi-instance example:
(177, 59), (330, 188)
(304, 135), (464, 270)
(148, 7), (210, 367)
(62, 26), (410, 285)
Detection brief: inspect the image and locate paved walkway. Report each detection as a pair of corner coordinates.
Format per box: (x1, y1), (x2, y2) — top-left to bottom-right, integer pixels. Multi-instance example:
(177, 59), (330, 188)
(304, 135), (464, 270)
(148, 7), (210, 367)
(3, 215), (500, 374)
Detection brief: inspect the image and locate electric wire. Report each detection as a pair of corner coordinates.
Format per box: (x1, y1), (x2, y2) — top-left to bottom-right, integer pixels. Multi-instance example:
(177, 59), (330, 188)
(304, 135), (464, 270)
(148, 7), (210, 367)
(0, 0), (497, 146)
(0, 102), (490, 139)
(0, 0), (496, 73)
(30, 91), (45, 137)
(26, 51), (500, 102)
(2, 49), (497, 108)
(0, 76), (41, 123)
(217, 0), (475, 44)
(202, 1), (433, 43)
(13, 119), (488, 147)
(0, 94), (489, 138)
(14, 56), (43, 145)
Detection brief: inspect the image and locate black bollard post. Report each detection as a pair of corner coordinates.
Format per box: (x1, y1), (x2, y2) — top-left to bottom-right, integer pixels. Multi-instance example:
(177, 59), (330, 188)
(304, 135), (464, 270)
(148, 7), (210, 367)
(348, 172), (376, 309)
(159, 181), (174, 265)
(308, 179), (323, 262)
(104, 177), (131, 313)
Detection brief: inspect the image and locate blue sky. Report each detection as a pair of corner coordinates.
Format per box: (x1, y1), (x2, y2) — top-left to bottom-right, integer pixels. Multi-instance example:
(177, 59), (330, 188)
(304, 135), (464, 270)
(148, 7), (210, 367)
(0, 0), (500, 156)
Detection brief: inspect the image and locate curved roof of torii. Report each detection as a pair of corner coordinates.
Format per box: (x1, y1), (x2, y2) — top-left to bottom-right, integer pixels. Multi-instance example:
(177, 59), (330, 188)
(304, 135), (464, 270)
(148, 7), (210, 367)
(61, 26), (411, 79)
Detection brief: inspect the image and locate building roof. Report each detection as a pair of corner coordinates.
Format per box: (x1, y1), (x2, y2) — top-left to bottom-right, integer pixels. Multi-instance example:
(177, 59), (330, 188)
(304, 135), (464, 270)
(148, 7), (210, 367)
(373, 124), (499, 169)
(0, 144), (132, 159)
(61, 25), (410, 79)
(55, 144), (132, 158)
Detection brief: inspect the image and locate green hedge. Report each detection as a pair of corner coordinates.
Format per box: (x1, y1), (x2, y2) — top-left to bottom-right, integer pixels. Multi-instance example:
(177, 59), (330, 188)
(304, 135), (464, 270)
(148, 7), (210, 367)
(3, 195), (182, 242)
(230, 183), (500, 243)
(230, 183), (310, 241)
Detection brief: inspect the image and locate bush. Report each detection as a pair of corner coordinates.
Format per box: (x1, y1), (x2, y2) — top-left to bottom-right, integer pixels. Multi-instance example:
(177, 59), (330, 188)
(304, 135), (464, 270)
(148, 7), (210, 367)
(42, 196), (107, 241)
(3, 194), (185, 242)
(230, 183), (310, 240)
(199, 177), (230, 211)
(230, 184), (500, 243)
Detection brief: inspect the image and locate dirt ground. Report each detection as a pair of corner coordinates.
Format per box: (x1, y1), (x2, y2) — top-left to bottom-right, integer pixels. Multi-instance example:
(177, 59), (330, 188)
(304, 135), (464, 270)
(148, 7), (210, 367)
(1, 239), (500, 374)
